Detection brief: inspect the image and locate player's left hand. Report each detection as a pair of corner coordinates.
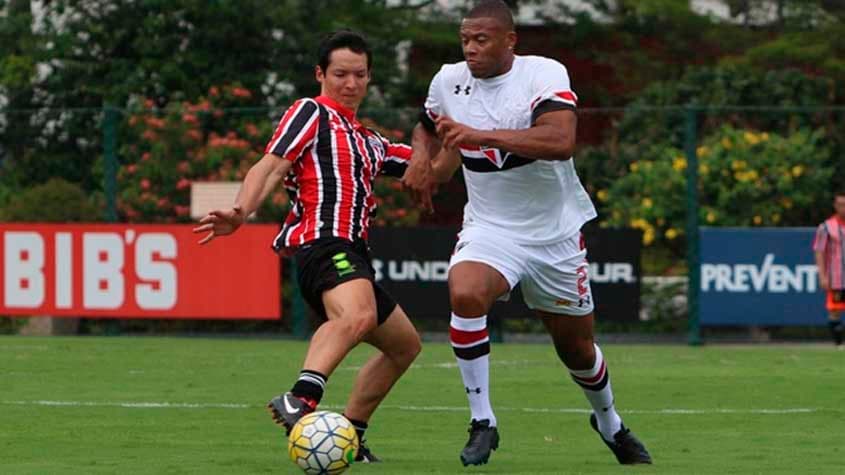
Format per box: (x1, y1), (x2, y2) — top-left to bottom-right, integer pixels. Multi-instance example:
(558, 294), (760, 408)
(435, 115), (481, 150)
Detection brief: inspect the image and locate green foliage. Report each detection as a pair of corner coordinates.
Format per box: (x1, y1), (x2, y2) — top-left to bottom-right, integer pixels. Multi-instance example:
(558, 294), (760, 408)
(117, 85), (272, 223)
(600, 126), (833, 250)
(0, 177), (101, 222)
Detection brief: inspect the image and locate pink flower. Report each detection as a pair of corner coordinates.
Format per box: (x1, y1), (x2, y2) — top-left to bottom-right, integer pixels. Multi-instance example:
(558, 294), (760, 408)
(209, 86), (220, 97)
(140, 179), (151, 190)
(245, 123), (259, 137)
(141, 152), (151, 162)
(157, 197), (170, 208)
(231, 87), (252, 99)
(177, 161), (190, 173)
(126, 164), (137, 174)
(176, 178), (191, 190)
(182, 113), (198, 125)
(174, 205), (190, 216)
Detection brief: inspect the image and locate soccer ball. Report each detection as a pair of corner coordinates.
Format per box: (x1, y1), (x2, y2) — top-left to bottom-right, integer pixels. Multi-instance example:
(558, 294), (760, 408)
(288, 411), (359, 474)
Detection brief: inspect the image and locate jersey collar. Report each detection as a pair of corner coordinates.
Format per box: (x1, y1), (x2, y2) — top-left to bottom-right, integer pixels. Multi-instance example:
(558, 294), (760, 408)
(315, 95), (360, 126)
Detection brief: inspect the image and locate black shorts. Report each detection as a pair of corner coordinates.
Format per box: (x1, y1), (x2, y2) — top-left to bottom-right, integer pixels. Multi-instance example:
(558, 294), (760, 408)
(294, 237), (397, 325)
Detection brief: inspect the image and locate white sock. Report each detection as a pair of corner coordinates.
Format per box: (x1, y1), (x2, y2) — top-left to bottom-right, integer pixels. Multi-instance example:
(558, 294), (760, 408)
(568, 344), (622, 440)
(450, 313), (496, 427)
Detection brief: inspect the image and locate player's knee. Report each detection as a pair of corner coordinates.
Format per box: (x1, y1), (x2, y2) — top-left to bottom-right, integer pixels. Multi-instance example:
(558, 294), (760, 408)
(338, 308), (378, 342)
(450, 285), (491, 316)
(391, 334), (422, 369)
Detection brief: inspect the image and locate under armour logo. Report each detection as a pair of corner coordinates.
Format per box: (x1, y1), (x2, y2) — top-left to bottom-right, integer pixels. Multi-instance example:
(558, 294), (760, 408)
(466, 387), (481, 394)
(454, 84), (471, 95)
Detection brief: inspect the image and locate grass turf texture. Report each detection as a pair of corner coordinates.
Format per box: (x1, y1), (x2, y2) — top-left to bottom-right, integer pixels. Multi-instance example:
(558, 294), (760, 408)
(1, 336), (844, 474)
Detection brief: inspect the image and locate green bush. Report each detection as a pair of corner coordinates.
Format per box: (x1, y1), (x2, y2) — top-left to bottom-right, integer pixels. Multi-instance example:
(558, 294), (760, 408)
(600, 125), (833, 251)
(0, 177), (101, 222)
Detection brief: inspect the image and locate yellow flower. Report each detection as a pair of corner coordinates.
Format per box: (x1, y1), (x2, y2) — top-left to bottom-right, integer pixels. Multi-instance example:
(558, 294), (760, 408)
(781, 198), (793, 209)
(760, 132), (769, 141)
(791, 165), (804, 177)
(672, 157), (687, 172)
(772, 213), (781, 224)
(696, 146), (709, 158)
(699, 164), (710, 175)
(744, 131), (761, 145)
(706, 211), (717, 223)
(643, 227), (655, 246)
(753, 215), (762, 225)
(630, 162), (639, 173)
(721, 137), (733, 149)
(597, 189), (609, 202)
(642, 197), (653, 209)
(665, 228), (679, 240)
(731, 160), (747, 170)
(612, 210), (622, 220)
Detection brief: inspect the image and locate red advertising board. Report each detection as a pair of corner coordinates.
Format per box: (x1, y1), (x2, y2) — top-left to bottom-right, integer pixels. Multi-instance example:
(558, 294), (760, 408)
(0, 224), (281, 319)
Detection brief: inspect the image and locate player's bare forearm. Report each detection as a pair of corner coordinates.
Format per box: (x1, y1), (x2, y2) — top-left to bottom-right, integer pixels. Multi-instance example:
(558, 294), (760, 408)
(402, 123), (439, 211)
(437, 109), (576, 161)
(235, 153), (292, 216)
(477, 124), (575, 161)
(431, 147), (461, 183)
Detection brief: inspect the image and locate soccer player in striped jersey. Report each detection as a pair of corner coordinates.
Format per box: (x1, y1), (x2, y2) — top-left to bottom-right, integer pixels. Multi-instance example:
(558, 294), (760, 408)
(403, 0), (651, 467)
(193, 30), (422, 463)
(813, 191), (845, 348)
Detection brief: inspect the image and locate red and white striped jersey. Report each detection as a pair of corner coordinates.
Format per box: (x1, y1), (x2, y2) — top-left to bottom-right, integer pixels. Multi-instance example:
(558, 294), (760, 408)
(814, 216), (845, 289)
(264, 95), (410, 250)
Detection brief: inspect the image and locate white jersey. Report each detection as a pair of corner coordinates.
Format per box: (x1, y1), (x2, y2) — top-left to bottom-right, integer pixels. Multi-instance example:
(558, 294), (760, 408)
(423, 55), (596, 244)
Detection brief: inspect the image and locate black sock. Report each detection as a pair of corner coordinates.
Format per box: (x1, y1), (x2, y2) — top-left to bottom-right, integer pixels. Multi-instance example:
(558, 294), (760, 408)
(345, 416), (368, 442)
(290, 369), (327, 403)
(829, 321), (843, 345)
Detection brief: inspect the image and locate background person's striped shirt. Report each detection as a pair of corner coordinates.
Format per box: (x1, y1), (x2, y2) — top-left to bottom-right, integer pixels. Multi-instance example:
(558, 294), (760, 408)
(813, 216), (845, 290)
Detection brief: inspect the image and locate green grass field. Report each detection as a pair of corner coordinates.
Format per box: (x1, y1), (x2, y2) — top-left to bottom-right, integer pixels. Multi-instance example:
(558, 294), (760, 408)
(2, 336), (844, 474)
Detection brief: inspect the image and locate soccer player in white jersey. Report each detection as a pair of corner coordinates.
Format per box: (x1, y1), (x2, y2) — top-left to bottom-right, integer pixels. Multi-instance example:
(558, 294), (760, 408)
(402, 0), (652, 467)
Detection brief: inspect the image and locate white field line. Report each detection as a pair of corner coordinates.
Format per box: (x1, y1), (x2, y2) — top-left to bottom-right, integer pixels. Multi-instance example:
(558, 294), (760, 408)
(338, 359), (543, 371)
(0, 399), (828, 415)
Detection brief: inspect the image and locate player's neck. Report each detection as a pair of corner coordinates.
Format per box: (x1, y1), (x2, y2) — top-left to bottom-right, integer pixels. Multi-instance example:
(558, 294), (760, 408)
(490, 54), (515, 78)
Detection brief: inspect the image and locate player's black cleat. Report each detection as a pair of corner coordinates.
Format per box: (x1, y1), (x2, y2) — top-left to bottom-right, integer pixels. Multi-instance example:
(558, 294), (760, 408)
(355, 439), (381, 463)
(589, 413), (652, 465)
(267, 392), (316, 435)
(460, 419), (500, 466)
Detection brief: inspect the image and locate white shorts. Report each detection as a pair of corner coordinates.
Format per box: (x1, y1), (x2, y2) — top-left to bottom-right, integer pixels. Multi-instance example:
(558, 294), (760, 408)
(449, 226), (595, 316)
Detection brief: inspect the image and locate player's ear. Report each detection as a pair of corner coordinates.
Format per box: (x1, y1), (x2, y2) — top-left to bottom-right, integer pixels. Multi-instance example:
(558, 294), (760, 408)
(506, 31), (517, 51)
(315, 65), (324, 84)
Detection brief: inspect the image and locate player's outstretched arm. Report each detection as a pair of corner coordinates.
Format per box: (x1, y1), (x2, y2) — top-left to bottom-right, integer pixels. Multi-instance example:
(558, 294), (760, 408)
(436, 109), (577, 161)
(192, 152), (292, 244)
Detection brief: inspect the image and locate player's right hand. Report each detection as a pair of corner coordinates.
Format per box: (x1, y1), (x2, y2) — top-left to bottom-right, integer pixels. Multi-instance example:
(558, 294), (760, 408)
(820, 277), (830, 291)
(401, 157), (435, 213)
(192, 205), (245, 244)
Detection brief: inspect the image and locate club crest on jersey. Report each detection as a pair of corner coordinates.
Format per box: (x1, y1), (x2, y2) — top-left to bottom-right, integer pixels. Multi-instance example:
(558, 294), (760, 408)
(459, 145), (510, 168)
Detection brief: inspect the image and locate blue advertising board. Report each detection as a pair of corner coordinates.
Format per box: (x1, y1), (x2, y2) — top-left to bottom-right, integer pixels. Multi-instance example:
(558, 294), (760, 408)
(700, 227), (826, 325)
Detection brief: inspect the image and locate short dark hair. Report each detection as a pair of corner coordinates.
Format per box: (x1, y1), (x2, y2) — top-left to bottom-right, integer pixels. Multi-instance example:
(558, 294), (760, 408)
(466, 0), (515, 31)
(835, 190), (845, 199)
(317, 30), (372, 73)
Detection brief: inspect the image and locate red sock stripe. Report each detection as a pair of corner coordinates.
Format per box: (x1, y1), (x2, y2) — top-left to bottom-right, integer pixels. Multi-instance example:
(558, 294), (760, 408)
(572, 360), (606, 384)
(449, 326), (489, 345)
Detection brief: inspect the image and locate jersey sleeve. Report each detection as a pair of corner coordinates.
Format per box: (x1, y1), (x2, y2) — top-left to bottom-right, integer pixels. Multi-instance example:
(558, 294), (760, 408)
(813, 223), (829, 253)
(264, 98), (320, 161)
(419, 66), (447, 134)
(529, 59), (578, 125)
(375, 131), (412, 178)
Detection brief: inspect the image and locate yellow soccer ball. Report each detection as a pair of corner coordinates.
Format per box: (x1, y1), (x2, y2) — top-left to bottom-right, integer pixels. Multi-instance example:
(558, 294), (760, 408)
(288, 411), (359, 474)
